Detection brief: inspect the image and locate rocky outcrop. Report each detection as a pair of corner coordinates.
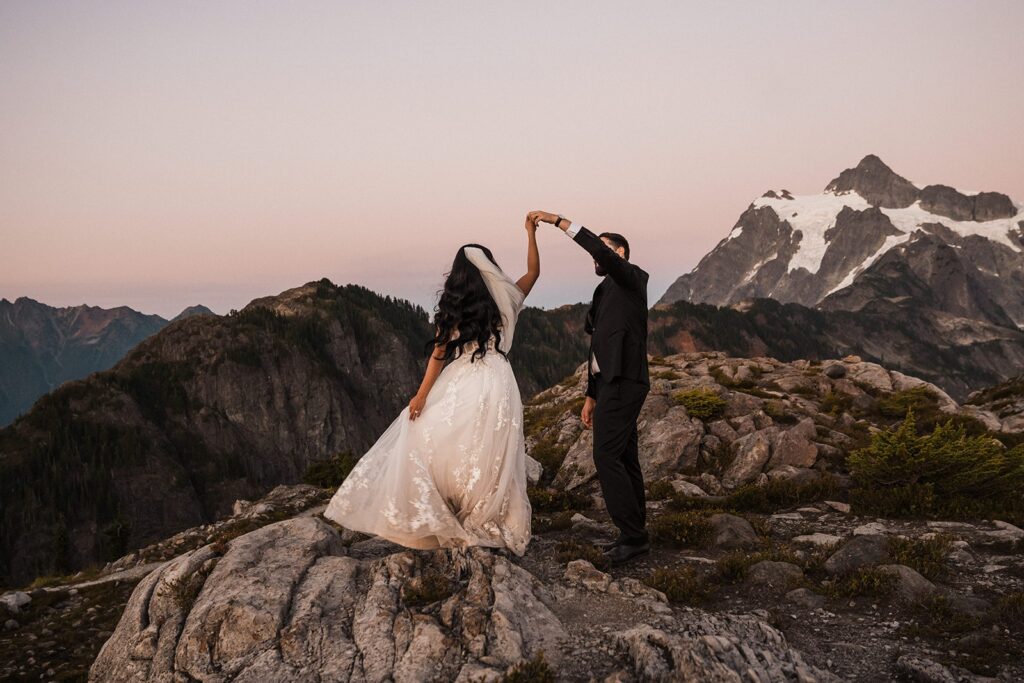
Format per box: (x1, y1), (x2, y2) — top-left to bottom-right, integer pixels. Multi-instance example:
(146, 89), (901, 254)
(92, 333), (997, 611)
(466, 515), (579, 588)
(919, 184), (1017, 222)
(90, 516), (842, 682)
(615, 621), (839, 682)
(824, 154), (921, 208)
(965, 375), (1024, 433)
(91, 517), (567, 682)
(535, 352), (973, 496)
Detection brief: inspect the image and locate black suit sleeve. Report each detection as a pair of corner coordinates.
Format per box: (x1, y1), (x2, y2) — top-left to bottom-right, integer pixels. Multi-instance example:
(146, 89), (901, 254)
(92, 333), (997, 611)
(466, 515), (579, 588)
(572, 226), (641, 291)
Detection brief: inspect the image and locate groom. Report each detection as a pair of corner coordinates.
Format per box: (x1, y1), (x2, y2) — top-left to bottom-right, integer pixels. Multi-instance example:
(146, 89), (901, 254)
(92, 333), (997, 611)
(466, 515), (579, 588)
(529, 211), (651, 565)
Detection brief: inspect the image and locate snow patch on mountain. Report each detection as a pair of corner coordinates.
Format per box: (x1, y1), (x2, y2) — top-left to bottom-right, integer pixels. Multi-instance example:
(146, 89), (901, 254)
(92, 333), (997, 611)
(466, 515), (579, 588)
(753, 192), (871, 274)
(749, 190), (1021, 284)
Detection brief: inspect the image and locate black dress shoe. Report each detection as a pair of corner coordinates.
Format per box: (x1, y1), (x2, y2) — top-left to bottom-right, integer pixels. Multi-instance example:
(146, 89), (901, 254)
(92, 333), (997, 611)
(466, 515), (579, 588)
(604, 541), (650, 566)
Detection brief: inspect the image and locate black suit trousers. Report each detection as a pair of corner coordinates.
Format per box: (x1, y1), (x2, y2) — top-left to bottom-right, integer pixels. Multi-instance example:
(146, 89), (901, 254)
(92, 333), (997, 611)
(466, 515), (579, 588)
(592, 376), (649, 545)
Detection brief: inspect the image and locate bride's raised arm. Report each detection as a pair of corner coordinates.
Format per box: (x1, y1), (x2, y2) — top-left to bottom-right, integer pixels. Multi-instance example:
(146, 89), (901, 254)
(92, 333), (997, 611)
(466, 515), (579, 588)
(515, 214), (540, 297)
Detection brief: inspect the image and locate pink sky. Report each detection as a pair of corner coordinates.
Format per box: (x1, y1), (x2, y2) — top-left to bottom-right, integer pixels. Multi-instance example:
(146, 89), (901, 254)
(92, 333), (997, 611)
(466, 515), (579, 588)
(2, 1), (1023, 319)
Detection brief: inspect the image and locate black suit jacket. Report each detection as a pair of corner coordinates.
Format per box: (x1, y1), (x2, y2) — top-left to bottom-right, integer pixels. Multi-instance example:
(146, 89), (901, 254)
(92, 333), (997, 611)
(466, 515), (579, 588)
(571, 226), (650, 399)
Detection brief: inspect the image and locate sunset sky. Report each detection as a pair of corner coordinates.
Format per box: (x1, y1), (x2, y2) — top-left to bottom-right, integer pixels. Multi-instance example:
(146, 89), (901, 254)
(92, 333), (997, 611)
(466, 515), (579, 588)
(2, 1), (1023, 319)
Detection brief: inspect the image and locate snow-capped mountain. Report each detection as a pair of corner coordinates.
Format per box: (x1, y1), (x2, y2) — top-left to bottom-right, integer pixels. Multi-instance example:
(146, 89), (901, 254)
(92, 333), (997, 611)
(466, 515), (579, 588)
(659, 155), (1024, 329)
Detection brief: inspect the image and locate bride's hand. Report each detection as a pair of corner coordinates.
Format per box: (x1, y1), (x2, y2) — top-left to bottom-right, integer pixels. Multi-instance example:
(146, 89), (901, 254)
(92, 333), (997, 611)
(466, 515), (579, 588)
(525, 214), (538, 233)
(408, 393), (427, 421)
(527, 210), (560, 226)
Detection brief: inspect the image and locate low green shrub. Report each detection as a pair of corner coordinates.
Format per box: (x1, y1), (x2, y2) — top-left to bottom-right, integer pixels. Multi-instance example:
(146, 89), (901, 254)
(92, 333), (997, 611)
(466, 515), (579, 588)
(532, 511), (574, 533)
(876, 387), (938, 419)
(644, 566), (707, 604)
(820, 390), (853, 416)
(646, 479), (676, 501)
(554, 540), (609, 570)
(888, 535), (953, 581)
(672, 388), (727, 420)
(303, 451), (358, 488)
(528, 434), (570, 481)
(670, 475), (840, 515)
(649, 511), (713, 548)
(502, 652), (556, 683)
(528, 486), (590, 513)
(825, 567), (897, 600)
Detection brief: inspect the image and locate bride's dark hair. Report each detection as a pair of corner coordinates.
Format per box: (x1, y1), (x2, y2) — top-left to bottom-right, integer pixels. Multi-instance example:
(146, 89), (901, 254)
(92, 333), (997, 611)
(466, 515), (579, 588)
(430, 244), (505, 362)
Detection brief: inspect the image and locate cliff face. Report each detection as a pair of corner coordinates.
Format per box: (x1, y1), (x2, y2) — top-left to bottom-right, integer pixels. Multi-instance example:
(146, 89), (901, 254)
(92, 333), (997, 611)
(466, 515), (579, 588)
(0, 280), (433, 586)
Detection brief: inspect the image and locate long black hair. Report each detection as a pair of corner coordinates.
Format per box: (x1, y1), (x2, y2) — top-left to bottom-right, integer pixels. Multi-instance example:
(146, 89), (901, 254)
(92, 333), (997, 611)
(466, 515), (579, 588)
(429, 244), (505, 362)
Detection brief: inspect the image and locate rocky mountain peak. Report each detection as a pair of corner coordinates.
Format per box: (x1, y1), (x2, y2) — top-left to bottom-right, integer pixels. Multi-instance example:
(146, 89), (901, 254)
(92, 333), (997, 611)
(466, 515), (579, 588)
(170, 305), (216, 322)
(824, 154), (920, 208)
(241, 280), (332, 318)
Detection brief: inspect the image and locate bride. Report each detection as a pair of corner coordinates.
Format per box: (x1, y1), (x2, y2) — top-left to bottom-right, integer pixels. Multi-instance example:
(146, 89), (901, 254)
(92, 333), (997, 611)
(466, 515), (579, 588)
(323, 215), (541, 555)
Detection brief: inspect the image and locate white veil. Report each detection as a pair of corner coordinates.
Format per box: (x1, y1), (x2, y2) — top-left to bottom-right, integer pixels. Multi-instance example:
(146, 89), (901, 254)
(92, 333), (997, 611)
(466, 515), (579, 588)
(463, 247), (526, 353)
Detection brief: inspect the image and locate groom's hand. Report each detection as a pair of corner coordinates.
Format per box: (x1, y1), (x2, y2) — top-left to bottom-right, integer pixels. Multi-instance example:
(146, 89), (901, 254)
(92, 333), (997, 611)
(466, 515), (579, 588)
(581, 396), (595, 429)
(527, 210), (561, 227)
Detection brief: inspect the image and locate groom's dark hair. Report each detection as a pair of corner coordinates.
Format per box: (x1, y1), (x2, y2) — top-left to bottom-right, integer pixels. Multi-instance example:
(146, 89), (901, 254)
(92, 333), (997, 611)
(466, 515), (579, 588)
(599, 232), (630, 260)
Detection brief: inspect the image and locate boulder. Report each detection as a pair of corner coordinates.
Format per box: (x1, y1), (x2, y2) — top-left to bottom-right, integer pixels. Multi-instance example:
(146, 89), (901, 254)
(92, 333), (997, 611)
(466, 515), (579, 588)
(708, 514), (759, 550)
(890, 372), (958, 413)
(824, 534), (891, 575)
(894, 654), (960, 683)
(792, 533), (842, 548)
(786, 588), (826, 609)
(0, 591), (31, 615)
(844, 362), (893, 393)
(745, 561), (804, 591)
(698, 473), (724, 495)
(638, 406), (704, 480)
(525, 455), (542, 484)
(553, 429), (595, 490)
(767, 418), (819, 469)
(707, 419), (739, 443)
(670, 479), (707, 497)
(822, 363), (846, 379)
(614, 621), (839, 682)
(90, 517), (567, 682)
(564, 560), (612, 592)
(877, 564), (937, 601)
(722, 427), (778, 489)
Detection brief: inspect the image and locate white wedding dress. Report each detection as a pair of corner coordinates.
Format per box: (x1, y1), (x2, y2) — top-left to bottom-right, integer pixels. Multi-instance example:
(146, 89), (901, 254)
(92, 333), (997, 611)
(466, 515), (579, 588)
(324, 248), (532, 555)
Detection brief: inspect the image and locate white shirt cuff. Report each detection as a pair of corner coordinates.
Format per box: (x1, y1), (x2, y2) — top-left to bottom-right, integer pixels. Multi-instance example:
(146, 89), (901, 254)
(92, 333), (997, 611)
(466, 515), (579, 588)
(564, 221), (582, 238)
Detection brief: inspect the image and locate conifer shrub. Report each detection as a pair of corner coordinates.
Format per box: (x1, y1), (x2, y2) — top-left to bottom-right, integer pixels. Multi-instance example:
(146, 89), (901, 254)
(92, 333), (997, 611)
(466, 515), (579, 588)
(848, 412), (1024, 523)
(672, 388), (727, 420)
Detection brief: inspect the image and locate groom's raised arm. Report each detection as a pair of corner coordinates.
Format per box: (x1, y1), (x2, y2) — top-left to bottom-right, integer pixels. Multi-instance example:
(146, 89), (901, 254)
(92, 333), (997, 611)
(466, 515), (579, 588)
(563, 222), (641, 291)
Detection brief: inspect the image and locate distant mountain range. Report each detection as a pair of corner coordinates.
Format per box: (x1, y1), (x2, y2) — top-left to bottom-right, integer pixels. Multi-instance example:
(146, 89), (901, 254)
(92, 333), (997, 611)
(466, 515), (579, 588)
(0, 281), (589, 586)
(0, 298), (215, 426)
